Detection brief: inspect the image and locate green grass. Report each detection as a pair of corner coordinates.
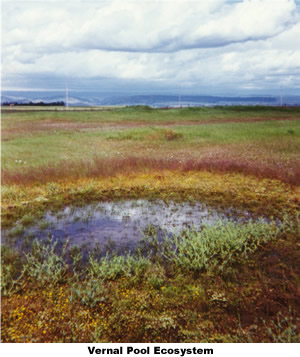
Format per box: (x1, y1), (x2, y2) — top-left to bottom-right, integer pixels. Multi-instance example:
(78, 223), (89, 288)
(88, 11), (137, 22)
(2, 105), (300, 128)
(2, 117), (299, 171)
(103, 120), (300, 143)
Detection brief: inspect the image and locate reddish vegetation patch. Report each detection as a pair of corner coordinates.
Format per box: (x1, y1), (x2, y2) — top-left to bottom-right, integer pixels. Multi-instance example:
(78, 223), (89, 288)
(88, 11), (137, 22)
(2, 156), (300, 186)
(1, 121), (104, 140)
(237, 238), (300, 332)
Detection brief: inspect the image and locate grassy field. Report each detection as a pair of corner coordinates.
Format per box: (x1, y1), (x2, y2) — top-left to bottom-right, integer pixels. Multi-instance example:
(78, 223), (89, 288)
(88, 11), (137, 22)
(2, 106), (300, 184)
(1, 106), (300, 342)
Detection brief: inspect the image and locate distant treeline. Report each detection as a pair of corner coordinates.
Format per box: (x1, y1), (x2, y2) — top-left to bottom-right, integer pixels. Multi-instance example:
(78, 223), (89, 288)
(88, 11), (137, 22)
(2, 101), (65, 106)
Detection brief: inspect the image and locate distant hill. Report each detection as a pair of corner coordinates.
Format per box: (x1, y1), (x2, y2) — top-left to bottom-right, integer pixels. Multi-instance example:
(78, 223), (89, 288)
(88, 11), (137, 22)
(2, 91), (300, 107)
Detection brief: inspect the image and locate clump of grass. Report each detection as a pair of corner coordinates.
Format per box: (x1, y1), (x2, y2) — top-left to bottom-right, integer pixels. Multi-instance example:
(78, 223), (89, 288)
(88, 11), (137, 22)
(147, 129), (183, 141)
(8, 224), (24, 237)
(20, 214), (35, 226)
(1, 245), (25, 296)
(70, 279), (107, 308)
(88, 254), (152, 281)
(39, 221), (49, 230)
(164, 130), (183, 141)
(142, 219), (280, 275)
(23, 239), (68, 286)
(147, 273), (165, 290)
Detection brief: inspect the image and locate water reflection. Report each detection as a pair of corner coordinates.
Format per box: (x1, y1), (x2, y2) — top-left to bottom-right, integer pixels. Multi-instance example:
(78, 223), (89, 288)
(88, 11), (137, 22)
(3, 199), (249, 255)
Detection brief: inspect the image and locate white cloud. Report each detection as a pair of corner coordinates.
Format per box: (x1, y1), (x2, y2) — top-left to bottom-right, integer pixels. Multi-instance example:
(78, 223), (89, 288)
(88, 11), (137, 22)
(2, 0), (297, 53)
(1, 0), (300, 93)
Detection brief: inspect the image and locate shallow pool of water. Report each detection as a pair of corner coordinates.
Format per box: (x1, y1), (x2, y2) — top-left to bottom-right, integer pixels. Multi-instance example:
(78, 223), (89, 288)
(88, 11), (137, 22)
(3, 199), (251, 255)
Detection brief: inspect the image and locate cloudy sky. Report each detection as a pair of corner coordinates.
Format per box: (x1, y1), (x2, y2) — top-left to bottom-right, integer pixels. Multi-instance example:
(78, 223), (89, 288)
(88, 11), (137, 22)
(2, 0), (300, 95)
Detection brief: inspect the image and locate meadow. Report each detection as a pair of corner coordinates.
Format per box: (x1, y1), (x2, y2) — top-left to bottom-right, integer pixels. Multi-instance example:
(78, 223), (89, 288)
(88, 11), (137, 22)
(1, 106), (299, 342)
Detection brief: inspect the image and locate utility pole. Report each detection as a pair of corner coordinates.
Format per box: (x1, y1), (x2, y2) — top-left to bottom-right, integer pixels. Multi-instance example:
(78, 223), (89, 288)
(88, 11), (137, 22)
(280, 86), (283, 107)
(66, 80), (69, 110)
(179, 89), (181, 108)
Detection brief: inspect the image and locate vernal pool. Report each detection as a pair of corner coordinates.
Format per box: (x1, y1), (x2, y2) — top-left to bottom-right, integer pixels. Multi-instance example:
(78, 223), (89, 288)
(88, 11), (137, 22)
(4, 199), (252, 255)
